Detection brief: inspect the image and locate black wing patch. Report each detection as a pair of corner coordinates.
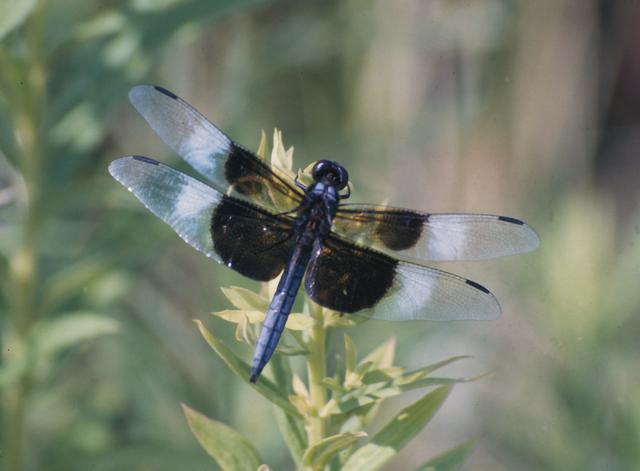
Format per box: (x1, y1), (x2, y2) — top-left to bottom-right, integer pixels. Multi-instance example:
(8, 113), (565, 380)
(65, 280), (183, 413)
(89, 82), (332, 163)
(304, 234), (501, 321)
(109, 156), (295, 282)
(334, 204), (540, 262)
(129, 85), (304, 212)
(211, 196), (296, 281)
(304, 236), (397, 313)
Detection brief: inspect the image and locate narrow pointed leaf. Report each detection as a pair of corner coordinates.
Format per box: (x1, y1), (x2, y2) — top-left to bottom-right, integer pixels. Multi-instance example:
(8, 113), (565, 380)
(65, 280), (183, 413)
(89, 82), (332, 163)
(256, 130), (269, 159)
(271, 128), (293, 172)
(416, 440), (475, 471)
(213, 310), (313, 330)
(292, 374), (310, 400)
(303, 431), (368, 469)
(344, 334), (357, 372)
(182, 404), (262, 471)
(195, 320), (301, 417)
(360, 337), (395, 369)
(397, 356), (471, 386)
(341, 385), (453, 471)
(270, 355), (306, 468)
(221, 286), (269, 311)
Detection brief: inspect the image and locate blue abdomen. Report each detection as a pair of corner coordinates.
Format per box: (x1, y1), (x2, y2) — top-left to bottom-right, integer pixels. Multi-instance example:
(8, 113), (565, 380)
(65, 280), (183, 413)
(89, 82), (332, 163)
(249, 247), (311, 382)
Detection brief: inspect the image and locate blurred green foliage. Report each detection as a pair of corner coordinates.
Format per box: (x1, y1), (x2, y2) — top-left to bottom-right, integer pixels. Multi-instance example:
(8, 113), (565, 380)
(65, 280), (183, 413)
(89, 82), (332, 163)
(1, 0), (640, 470)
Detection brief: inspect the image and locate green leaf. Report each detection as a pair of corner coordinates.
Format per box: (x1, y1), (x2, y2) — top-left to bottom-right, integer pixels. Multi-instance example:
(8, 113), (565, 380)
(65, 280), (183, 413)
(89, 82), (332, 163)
(256, 129), (269, 159)
(303, 431), (368, 469)
(195, 320), (301, 418)
(344, 334), (357, 372)
(213, 309), (313, 330)
(416, 440), (475, 471)
(397, 356), (471, 385)
(341, 385), (453, 471)
(221, 286), (270, 311)
(360, 337), (396, 369)
(32, 312), (119, 358)
(270, 355), (306, 468)
(270, 128), (293, 173)
(322, 376), (472, 419)
(0, 0), (36, 41)
(182, 404), (262, 471)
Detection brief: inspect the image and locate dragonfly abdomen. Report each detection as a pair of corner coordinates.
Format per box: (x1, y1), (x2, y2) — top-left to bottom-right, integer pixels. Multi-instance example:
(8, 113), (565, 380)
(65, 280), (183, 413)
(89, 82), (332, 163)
(249, 245), (312, 383)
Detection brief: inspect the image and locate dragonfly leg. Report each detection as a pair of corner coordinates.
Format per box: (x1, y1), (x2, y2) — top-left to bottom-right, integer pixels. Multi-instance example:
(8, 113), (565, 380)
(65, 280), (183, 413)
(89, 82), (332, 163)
(339, 183), (351, 200)
(294, 174), (307, 191)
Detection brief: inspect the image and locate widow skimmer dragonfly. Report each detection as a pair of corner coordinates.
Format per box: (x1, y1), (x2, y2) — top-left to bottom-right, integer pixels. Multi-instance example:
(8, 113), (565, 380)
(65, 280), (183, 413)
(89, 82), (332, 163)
(109, 85), (539, 383)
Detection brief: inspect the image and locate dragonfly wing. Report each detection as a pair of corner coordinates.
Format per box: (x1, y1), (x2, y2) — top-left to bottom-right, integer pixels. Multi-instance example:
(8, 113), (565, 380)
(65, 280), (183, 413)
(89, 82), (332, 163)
(304, 234), (501, 321)
(128, 85), (304, 212)
(334, 204), (539, 262)
(109, 156), (295, 281)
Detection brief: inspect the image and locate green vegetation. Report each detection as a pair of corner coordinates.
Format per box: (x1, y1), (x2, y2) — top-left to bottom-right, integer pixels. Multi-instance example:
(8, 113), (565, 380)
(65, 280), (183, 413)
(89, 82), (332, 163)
(1, 1), (639, 470)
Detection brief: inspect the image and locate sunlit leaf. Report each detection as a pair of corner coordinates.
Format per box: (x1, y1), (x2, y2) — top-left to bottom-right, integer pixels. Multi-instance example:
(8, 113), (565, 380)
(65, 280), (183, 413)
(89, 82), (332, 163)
(275, 345), (308, 356)
(213, 309), (313, 331)
(182, 404), (262, 471)
(361, 367), (404, 384)
(221, 286), (270, 311)
(195, 320), (301, 417)
(323, 309), (367, 327)
(322, 376), (346, 393)
(302, 431), (367, 469)
(234, 313), (258, 344)
(0, 0), (36, 41)
(341, 386), (453, 471)
(395, 356), (470, 386)
(360, 337), (396, 369)
(344, 334), (357, 373)
(415, 440), (475, 471)
(289, 392), (311, 416)
(292, 374), (309, 400)
(270, 128), (293, 173)
(256, 129), (269, 159)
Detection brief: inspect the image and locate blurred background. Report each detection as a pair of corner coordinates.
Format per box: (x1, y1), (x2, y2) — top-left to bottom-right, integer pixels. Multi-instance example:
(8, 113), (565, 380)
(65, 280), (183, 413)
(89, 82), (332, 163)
(1, 0), (640, 470)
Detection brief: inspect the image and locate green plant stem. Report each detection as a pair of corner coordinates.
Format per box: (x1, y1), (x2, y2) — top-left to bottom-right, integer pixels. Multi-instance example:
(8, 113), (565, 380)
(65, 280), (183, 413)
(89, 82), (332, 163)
(2, 3), (47, 470)
(306, 305), (327, 449)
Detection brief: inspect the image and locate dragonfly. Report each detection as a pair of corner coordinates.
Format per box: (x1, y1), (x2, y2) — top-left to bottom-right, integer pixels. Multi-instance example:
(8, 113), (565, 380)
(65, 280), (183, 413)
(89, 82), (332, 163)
(109, 85), (539, 383)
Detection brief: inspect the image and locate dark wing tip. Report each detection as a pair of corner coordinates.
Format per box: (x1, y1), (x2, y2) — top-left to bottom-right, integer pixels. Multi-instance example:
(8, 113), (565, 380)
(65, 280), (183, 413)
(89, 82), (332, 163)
(132, 155), (160, 165)
(498, 215), (541, 253)
(128, 84), (178, 104)
(153, 85), (178, 99)
(465, 279), (491, 294)
(498, 215), (524, 225)
(464, 279), (502, 320)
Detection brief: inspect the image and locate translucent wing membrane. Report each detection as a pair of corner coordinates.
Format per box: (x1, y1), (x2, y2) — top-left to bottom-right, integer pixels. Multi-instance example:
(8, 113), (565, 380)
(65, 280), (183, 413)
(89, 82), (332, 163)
(109, 156), (295, 281)
(109, 156), (221, 258)
(334, 204), (540, 262)
(305, 234), (501, 321)
(128, 85), (304, 212)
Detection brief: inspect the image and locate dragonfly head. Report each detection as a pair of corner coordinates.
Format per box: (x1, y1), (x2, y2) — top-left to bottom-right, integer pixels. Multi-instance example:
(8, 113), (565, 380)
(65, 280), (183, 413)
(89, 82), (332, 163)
(312, 160), (349, 190)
